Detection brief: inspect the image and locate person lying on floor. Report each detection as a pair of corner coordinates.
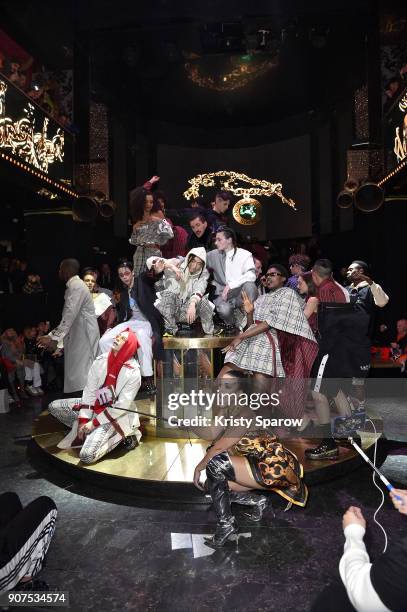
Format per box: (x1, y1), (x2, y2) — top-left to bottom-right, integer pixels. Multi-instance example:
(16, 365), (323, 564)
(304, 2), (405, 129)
(0, 492), (57, 593)
(48, 330), (141, 464)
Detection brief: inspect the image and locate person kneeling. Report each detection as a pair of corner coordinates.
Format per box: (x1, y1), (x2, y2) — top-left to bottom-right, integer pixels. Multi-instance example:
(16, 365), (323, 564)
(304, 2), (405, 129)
(48, 330), (141, 464)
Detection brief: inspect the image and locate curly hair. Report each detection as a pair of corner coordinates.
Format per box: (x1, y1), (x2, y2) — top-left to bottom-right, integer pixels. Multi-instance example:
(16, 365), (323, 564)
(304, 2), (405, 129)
(129, 186), (150, 223)
(288, 254), (310, 270)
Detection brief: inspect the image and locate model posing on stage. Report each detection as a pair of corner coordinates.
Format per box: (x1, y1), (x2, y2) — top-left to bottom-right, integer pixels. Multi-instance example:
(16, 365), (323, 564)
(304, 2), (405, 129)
(129, 184), (173, 275)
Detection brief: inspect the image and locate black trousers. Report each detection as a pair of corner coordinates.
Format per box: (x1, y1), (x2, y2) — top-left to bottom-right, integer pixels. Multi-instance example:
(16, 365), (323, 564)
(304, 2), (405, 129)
(0, 492), (57, 592)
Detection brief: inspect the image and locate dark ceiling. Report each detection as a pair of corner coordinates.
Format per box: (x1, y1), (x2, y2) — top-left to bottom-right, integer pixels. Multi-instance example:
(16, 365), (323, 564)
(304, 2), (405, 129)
(1, 0), (373, 127)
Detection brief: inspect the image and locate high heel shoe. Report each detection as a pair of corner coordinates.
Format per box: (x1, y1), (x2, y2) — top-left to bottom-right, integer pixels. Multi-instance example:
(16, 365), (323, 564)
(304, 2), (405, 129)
(204, 518), (238, 548)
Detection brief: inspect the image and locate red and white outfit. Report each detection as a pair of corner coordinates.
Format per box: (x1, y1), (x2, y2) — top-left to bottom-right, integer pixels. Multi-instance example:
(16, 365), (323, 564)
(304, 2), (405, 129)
(48, 330), (141, 464)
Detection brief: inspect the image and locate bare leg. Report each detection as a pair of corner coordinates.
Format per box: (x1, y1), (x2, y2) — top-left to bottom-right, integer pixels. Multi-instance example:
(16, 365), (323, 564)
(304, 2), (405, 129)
(311, 390), (330, 424)
(228, 456), (269, 490)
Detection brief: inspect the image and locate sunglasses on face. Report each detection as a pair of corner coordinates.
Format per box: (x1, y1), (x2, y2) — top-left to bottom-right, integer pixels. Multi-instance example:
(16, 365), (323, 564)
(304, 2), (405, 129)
(266, 272), (282, 278)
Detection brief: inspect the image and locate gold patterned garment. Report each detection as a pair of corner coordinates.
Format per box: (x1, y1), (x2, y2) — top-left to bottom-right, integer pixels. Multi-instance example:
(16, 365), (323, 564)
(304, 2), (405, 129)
(233, 430), (308, 507)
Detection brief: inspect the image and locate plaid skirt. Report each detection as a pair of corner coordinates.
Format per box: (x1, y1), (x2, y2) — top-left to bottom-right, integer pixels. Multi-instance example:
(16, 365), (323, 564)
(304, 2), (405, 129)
(133, 246), (161, 276)
(225, 324), (285, 376)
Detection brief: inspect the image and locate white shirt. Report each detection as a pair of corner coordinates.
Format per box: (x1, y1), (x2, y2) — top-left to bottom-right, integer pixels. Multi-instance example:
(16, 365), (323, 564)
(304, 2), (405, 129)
(224, 248), (256, 290)
(339, 524), (390, 612)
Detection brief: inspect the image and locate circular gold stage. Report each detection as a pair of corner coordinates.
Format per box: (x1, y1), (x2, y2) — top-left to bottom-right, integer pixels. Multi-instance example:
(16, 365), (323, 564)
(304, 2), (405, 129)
(32, 399), (384, 504)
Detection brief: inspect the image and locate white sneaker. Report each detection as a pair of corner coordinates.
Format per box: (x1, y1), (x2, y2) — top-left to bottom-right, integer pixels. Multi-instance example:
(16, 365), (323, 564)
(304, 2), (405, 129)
(34, 387), (44, 396)
(26, 385), (39, 396)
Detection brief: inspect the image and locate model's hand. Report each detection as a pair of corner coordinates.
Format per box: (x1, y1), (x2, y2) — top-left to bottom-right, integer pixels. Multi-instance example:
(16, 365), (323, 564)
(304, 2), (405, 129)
(350, 270), (372, 285)
(78, 422), (95, 440)
(133, 220), (146, 230)
(37, 335), (52, 348)
(221, 337), (242, 354)
(149, 175), (160, 184)
(186, 302), (197, 324)
(167, 263), (182, 279)
(37, 336), (57, 352)
(193, 462), (206, 490)
(241, 290), (254, 315)
(343, 506), (366, 530)
(221, 284), (230, 301)
(52, 348), (63, 358)
(390, 489), (407, 515)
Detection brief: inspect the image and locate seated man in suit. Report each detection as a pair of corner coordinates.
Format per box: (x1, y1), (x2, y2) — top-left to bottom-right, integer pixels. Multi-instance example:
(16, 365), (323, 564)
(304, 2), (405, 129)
(207, 227), (258, 331)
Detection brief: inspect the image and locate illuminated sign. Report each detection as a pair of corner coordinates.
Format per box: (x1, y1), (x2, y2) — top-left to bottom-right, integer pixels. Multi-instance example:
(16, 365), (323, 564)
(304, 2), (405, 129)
(0, 77), (73, 190)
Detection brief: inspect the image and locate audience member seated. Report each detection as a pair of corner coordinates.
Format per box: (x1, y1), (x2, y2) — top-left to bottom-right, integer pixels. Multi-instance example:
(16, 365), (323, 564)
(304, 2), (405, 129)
(311, 499), (407, 612)
(207, 227), (258, 331)
(99, 260), (164, 395)
(0, 491), (57, 593)
(49, 330), (141, 463)
(0, 329), (26, 401)
(286, 254), (311, 292)
(82, 269), (116, 336)
(187, 212), (214, 251)
(391, 318), (407, 368)
(21, 325), (44, 396)
(22, 273), (44, 295)
(147, 247), (219, 337)
(36, 321), (50, 337)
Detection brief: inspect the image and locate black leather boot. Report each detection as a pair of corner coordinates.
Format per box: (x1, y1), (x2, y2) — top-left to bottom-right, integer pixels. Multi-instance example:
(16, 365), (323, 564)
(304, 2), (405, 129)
(204, 452), (238, 548)
(229, 491), (270, 522)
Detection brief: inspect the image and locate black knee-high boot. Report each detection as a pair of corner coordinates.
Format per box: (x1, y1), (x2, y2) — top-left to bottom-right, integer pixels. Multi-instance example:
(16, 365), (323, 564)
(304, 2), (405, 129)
(229, 491), (270, 521)
(204, 452), (238, 548)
